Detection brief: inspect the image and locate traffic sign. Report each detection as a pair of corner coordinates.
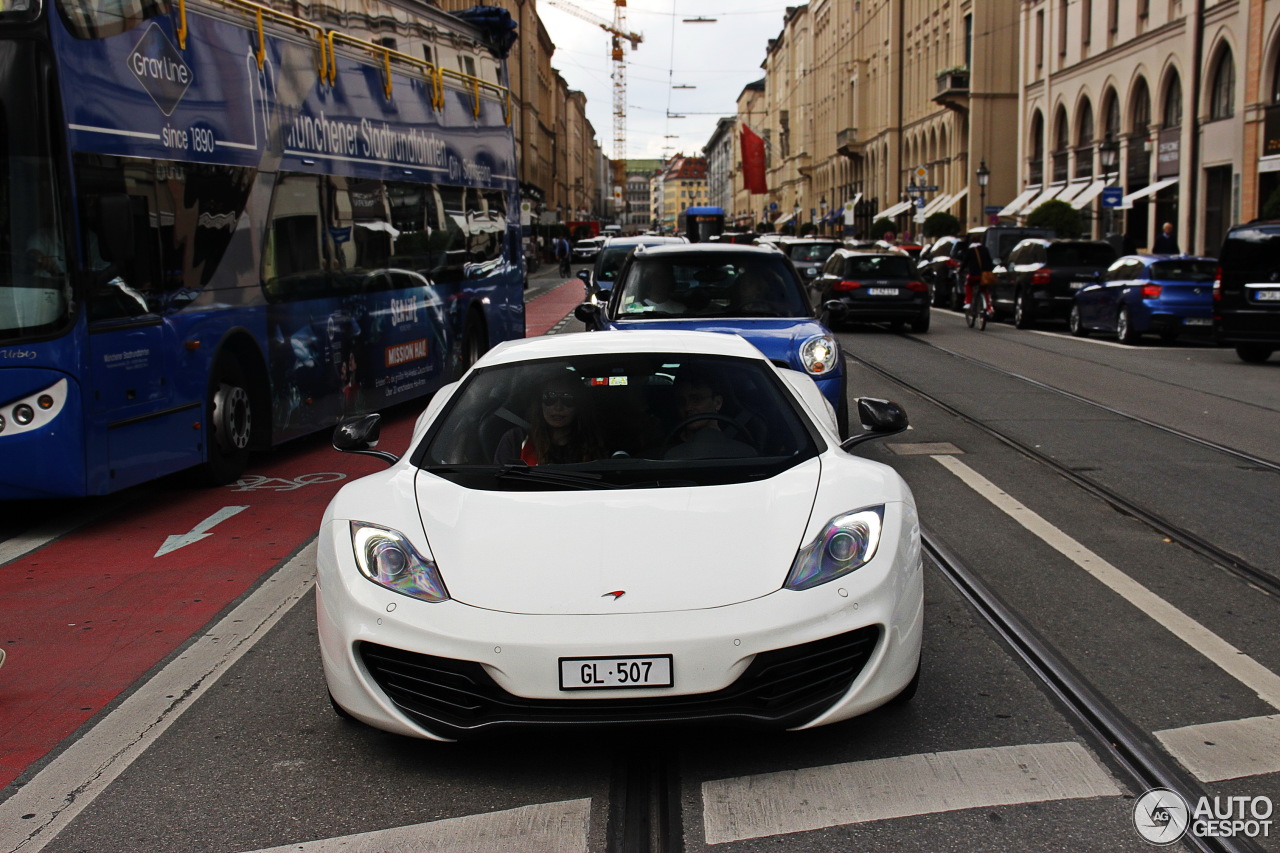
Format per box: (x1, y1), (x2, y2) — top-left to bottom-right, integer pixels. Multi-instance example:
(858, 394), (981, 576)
(906, 185), (939, 193)
(1101, 187), (1124, 208)
(985, 205), (1002, 215)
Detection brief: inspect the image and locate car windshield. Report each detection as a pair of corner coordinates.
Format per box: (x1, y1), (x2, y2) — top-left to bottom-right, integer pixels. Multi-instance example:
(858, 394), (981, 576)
(787, 243), (838, 262)
(414, 352), (820, 489)
(1149, 260), (1217, 282)
(842, 255), (916, 278)
(596, 244), (647, 282)
(1047, 243), (1117, 266)
(614, 253), (811, 318)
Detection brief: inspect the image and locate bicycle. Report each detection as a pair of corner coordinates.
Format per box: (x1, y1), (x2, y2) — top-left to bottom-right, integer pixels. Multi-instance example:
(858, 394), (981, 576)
(965, 277), (993, 330)
(558, 255), (571, 278)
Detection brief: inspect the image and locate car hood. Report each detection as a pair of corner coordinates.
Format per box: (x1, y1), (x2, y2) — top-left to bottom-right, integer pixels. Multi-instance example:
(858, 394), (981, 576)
(606, 318), (831, 371)
(413, 459), (821, 614)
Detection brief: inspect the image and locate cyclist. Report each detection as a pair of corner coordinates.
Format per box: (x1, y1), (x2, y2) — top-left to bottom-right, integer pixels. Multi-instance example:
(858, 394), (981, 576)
(960, 237), (995, 317)
(555, 235), (572, 278)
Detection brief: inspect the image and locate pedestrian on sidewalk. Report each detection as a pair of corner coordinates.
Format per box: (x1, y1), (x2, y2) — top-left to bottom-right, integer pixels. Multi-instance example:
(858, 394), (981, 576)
(1153, 222), (1180, 254)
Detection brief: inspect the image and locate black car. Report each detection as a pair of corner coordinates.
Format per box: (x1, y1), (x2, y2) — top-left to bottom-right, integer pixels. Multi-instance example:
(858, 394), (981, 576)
(965, 225), (1056, 268)
(1213, 221), (1280, 362)
(811, 249), (931, 333)
(993, 238), (1118, 328)
(918, 235), (967, 308)
(577, 235), (687, 302)
(781, 238), (843, 281)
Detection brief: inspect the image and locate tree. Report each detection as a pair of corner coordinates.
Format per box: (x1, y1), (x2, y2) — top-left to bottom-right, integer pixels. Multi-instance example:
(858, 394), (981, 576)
(923, 212), (961, 239)
(799, 222), (817, 237)
(1025, 199), (1083, 238)
(871, 218), (897, 240)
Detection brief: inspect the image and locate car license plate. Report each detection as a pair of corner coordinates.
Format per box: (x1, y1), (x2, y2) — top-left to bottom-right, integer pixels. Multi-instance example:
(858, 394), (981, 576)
(867, 287), (898, 296)
(1255, 290), (1280, 302)
(1185, 317), (1212, 326)
(559, 655), (673, 690)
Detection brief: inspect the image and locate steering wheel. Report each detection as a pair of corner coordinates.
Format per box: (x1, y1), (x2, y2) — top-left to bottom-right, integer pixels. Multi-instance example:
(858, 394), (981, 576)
(661, 414), (755, 451)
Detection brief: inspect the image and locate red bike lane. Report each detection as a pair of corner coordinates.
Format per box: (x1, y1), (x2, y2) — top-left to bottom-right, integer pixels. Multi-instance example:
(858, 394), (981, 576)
(0, 281), (581, 790)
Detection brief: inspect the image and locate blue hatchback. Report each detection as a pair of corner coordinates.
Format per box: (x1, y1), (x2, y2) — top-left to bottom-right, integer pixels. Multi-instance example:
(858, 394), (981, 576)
(575, 243), (849, 434)
(1070, 254), (1218, 344)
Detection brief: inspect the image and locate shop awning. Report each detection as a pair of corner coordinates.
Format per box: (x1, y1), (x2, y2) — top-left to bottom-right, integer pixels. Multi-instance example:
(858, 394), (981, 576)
(773, 211), (795, 226)
(921, 193), (953, 217)
(997, 187), (1038, 217)
(874, 200), (913, 219)
(1020, 185), (1065, 215)
(1069, 179), (1109, 209)
(945, 186), (969, 211)
(1053, 181), (1091, 206)
(1122, 177), (1179, 206)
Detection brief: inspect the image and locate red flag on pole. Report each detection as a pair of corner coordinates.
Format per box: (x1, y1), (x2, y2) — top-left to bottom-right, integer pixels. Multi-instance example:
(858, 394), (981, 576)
(740, 123), (767, 195)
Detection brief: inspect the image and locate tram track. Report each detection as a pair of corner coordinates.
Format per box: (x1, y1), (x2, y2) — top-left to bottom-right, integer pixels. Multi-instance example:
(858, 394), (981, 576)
(845, 344), (1280, 600)
(923, 531), (1261, 853)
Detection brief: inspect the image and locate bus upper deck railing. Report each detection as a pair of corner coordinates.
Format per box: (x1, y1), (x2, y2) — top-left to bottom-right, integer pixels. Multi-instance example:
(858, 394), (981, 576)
(174, 0), (511, 123)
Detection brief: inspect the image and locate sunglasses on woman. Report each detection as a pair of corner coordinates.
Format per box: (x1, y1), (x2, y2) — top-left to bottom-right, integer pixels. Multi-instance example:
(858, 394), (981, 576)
(541, 391), (578, 407)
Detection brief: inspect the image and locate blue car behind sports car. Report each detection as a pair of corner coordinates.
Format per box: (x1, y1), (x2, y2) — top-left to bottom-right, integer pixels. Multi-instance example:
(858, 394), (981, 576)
(575, 243), (849, 434)
(1070, 254), (1218, 344)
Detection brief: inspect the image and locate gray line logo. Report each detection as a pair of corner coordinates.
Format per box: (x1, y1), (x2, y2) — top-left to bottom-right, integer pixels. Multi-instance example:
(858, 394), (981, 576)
(127, 23), (193, 116)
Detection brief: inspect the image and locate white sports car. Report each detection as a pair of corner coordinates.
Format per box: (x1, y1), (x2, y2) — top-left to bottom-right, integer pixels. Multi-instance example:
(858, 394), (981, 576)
(317, 330), (923, 740)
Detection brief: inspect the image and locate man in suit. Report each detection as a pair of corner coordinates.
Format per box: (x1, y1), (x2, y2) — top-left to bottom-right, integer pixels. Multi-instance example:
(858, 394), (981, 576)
(1153, 222), (1180, 254)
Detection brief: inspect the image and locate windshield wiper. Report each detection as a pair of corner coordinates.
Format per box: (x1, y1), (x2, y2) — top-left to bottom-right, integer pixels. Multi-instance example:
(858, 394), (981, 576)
(426, 463), (618, 489)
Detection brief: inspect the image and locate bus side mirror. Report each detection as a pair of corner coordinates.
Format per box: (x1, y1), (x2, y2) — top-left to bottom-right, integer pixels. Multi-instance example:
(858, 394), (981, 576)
(95, 194), (134, 265)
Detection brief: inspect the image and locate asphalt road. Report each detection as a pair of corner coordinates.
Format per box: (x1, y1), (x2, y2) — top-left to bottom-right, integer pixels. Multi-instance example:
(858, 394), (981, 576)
(2, 298), (1278, 853)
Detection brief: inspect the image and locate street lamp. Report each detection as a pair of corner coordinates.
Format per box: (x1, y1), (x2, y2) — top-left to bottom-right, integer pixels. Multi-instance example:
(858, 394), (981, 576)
(976, 160), (990, 224)
(819, 196), (827, 233)
(1099, 132), (1120, 237)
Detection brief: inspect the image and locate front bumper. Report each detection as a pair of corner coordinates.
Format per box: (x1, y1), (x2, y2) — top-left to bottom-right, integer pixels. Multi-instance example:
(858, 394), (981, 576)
(317, 513), (923, 740)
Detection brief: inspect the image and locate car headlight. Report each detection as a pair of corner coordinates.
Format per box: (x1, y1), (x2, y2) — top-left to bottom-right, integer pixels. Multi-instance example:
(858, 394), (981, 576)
(799, 334), (839, 376)
(785, 507), (884, 591)
(350, 522), (449, 603)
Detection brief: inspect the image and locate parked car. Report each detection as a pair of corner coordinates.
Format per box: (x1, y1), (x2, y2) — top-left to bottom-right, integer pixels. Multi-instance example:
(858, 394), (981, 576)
(781, 238), (844, 280)
(811, 248), (931, 333)
(577, 235), (687, 303)
(322, 330), (923, 738)
(1070, 254), (1217, 344)
(918, 235), (967, 308)
(1213, 221), (1280, 362)
(964, 225), (1055, 269)
(575, 243), (849, 432)
(992, 238), (1118, 328)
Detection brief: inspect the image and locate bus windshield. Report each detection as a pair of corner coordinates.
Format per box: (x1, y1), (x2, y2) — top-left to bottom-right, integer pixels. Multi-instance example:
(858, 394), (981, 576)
(0, 41), (72, 342)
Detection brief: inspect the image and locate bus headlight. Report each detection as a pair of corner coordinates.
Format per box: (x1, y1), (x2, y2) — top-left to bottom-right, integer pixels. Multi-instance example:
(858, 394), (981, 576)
(2, 378), (68, 436)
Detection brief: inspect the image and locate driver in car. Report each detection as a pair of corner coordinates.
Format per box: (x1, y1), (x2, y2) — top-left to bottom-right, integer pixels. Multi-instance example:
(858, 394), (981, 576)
(664, 372), (755, 460)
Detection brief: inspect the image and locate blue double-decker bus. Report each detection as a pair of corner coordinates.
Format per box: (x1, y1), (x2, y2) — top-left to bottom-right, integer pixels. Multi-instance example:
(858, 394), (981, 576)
(0, 0), (524, 498)
(680, 205), (725, 243)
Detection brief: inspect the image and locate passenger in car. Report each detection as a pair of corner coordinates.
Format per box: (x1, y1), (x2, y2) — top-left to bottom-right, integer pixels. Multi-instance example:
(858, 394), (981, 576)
(494, 375), (605, 465)
(664, 372), (756, 460)
(631, 264), (684, 314)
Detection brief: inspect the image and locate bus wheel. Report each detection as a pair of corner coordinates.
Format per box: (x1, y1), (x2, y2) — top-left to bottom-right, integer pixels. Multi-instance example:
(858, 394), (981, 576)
(202, 358), (253, 485)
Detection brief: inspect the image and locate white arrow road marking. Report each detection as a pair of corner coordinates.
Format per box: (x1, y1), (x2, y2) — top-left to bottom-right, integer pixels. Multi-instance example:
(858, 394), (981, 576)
(154, 505), (249, 557)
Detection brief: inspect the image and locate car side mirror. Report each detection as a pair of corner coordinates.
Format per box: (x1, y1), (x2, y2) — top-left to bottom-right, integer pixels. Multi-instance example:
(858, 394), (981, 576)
(840, 398), (908, 450)
(577, 270), (591, 283)
(823, 299), (848, 317)
(332, 414), (397, 465)
(574, 302), (601, 325)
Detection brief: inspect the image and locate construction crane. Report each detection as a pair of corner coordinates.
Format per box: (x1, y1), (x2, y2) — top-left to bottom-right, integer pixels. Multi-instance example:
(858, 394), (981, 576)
(544, 0), (641, 192)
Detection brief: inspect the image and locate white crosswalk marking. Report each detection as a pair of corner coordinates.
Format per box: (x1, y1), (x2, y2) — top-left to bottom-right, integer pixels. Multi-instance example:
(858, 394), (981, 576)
(701, 741), (1121, 844)
(1156, 714), (1280, 782)
(242, 799), (592, 853)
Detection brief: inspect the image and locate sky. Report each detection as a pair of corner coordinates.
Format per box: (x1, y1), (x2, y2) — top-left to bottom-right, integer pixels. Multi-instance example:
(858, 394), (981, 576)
(536, 1), (791, 161)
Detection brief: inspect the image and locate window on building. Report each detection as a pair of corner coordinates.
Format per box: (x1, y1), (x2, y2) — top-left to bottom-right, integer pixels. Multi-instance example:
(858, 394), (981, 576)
(1211, 48), (1235, 121)
(1163, 73), (1182, 128)
(1035, 10), (1045, 71)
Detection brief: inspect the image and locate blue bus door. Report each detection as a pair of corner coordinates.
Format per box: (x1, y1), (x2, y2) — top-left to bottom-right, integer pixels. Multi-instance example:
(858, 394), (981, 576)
(82, 181), (202, 492)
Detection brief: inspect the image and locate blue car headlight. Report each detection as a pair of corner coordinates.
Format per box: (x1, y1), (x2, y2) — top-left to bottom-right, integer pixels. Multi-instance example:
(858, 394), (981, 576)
(799, 334), (839, 376)
(350, 522), (449, 603)
(785, 506), (884, 590)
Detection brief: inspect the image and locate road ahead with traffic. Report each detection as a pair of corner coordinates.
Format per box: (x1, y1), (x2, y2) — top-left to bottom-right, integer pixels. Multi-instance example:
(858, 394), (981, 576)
(2, 262), (1278, 853)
